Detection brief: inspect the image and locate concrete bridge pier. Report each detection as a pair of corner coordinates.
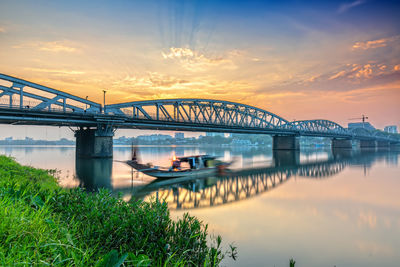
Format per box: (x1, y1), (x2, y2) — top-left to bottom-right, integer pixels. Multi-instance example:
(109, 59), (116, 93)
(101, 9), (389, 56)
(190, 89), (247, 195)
(332, 148), (354, 159)
(390, 142), (400, 150)
(359, 140), (377, 148)
(273, 135), (300, 150)
(75, 125), (114, 158)
(75, 157), (113, 191)
(273, 150), (300, 167)
(377, 140), (390, 148)
(331, 138), (352, 149)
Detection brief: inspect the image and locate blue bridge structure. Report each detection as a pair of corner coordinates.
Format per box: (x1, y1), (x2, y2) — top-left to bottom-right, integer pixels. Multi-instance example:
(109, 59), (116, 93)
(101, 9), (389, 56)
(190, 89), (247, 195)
(0, 73), (399, 158)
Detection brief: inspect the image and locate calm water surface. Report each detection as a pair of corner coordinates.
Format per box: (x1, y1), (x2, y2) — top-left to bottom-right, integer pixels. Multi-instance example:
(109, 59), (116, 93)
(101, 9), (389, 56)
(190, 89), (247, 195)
(1, 145), (399, 267)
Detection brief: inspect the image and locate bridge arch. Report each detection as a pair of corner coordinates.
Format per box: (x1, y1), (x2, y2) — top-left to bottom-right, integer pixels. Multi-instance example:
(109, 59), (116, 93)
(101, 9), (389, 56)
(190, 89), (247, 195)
(348, 127), (374, 139)
(106, 98), (290, 129)
(288, 119), (349, 136)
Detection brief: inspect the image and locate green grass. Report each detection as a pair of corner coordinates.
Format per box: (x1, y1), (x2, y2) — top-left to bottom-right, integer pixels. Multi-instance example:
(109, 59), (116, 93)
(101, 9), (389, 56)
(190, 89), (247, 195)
(0, 155), (232, 266)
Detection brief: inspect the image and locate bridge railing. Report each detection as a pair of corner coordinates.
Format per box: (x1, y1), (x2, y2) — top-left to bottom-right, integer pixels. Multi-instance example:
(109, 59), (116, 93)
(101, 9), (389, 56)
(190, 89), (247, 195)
(0, 99), (92, 114)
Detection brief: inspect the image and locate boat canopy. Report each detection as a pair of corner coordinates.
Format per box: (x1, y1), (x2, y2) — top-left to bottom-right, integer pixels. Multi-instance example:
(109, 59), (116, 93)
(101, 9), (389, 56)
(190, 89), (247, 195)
(177, 155), (216, 162)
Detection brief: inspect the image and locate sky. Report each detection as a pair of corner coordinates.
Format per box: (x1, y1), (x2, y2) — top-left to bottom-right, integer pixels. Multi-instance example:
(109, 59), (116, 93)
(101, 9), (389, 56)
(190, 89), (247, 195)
(0, 0), (399, 139)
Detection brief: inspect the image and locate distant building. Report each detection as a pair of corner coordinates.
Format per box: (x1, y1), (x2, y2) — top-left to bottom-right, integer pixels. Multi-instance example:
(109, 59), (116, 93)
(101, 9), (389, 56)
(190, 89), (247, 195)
(384, 125), (398, 133)
(137, 134), (172, 142)
(205, 132), (224, 137)
(175, 132), (184, 140)
(348, 122), (375, 131)
(5, 137), (13, 141)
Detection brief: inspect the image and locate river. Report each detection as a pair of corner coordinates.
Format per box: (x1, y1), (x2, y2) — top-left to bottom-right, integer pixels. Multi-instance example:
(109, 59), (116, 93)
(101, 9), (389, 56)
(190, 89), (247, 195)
(1, 145), (399, 267)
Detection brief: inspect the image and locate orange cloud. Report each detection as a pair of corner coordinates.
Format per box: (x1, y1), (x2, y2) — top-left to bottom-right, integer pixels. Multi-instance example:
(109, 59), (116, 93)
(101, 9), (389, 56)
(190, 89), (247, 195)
(24, 67), (85, 75)
(162, 47), (236, 72)
(110, 72), (251, 102)
(0, 26), (5, 33)
(13, 41), (80, 53)
(394, 65), (400, 71)
(352, 38), (388, 50)
(352, 35), (400, 50)
(328, 70), (347, 80)
(39, 41), (78, 52)
(352, 64), (373, 78)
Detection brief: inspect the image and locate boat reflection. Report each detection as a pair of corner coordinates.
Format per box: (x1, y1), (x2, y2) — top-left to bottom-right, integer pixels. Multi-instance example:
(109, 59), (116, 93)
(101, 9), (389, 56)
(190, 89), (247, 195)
(118, 149), (399, 210)
(74, 148), (399, 209)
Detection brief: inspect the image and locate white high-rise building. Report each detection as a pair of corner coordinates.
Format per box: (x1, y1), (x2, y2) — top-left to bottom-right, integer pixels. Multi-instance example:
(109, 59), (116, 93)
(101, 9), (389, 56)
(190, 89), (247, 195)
(384, 125), (398, 133)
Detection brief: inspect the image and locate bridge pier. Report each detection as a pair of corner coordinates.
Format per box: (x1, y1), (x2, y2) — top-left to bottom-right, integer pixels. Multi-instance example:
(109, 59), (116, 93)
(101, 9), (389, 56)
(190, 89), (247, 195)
(75, 158), (113, 191)
(390, 142), (400, 150)
(273, 135), (300, 150)
(273, 150), (300, 167)
(75, 125), (114, 158)
(332, 148), (354, 159)
(377, 140), (390, 148)
(359, 140), (377, 148)
(331, 138), (352, 149)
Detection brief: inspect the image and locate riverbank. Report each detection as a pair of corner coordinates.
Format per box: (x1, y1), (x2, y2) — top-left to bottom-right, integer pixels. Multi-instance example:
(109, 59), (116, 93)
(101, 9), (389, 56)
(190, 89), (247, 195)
(0, 155), (231, 266)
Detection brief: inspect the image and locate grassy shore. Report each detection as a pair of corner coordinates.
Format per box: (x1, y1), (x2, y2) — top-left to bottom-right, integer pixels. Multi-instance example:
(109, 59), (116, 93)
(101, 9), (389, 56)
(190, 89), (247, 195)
(0, 155), (232, 266)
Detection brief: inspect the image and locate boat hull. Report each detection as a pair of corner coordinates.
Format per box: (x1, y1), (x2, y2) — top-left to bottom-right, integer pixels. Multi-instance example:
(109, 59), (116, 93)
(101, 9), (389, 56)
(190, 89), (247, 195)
(126, 160), (218, 179)
(142, 168), (217, 179)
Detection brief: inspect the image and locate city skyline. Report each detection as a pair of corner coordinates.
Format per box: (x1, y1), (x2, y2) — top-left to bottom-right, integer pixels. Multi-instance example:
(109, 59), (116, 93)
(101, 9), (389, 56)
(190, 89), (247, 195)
(0, 0), (399, 139)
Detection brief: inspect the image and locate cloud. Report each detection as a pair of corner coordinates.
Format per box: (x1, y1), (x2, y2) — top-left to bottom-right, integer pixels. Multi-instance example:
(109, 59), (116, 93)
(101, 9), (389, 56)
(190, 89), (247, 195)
(352, 35), (400, 50)
(349, 64), (373, 78)
(0, 26), (5, 33)
(325, 63), (397, 82)
(24, 67), (85, 75)
(394, 65), (400, 71)
(13, 41), (80, 53)
(352, 38), (388, 50)
(338, 0), (366, 14)
(162, 47), (236, 72)
(329, 70), (347, 80)
(39, 41), (78, 52)
(110, 72), (251, 101)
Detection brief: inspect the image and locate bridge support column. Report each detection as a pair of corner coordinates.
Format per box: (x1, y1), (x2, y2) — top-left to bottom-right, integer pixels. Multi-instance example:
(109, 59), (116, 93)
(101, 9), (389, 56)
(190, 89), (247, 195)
(331, 139), (352, 149)
(377, 141), (390, 148)
(359, 140), (377, 148)
(273, 135), (299, 150)
(75, 158), (113, 191)
(75, 125), (114, 158)
(390, 142), (400, 150)
(273, 150), (300, 167)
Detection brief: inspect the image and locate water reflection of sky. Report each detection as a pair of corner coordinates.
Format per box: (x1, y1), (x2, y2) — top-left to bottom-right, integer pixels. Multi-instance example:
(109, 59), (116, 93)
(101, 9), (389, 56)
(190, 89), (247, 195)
(0, 145), (399, 267)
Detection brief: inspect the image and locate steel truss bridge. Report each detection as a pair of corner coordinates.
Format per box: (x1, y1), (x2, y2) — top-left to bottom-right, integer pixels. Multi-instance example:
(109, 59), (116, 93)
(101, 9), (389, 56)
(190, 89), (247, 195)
(126, 151), (393, 210)
(0, 73), (398, 143)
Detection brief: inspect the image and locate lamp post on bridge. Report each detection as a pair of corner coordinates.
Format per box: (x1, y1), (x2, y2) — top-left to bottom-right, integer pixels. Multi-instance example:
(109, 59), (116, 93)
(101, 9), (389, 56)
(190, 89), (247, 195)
(85, 96), (88, 111)
(103, 90), (107, 114)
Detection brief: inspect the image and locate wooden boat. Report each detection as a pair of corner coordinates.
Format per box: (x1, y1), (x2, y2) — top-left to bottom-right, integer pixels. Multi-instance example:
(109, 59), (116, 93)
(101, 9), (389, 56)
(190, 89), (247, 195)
(126, 154), (230, 179)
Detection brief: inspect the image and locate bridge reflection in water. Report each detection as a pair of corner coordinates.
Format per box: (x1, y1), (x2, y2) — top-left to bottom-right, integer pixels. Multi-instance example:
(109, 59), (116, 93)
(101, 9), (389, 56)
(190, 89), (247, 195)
(74, 149), (399, 210)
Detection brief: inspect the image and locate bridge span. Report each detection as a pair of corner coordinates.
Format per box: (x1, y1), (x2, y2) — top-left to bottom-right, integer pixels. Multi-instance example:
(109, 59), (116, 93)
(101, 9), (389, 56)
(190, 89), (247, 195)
(0, 73), (399, 157)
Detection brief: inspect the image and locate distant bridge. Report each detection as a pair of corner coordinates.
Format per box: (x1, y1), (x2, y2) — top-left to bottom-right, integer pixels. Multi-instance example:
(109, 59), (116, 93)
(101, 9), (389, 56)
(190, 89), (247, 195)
(0, 73), (399, 157)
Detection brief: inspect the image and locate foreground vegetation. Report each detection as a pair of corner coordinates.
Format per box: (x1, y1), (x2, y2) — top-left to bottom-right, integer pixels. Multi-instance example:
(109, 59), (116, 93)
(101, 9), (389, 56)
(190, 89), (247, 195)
(0, 155), (232, 266)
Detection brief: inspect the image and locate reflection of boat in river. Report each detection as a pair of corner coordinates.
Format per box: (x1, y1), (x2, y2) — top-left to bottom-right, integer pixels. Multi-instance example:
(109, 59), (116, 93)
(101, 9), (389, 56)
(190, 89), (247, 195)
(126, 153), (231, 179)
(74, 148), (399, 209)
(121, 149), (400, 210)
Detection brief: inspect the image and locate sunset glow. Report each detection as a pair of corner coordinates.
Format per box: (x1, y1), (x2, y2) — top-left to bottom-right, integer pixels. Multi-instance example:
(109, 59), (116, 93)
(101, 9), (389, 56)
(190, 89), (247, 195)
(0, 0), (399, 128)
